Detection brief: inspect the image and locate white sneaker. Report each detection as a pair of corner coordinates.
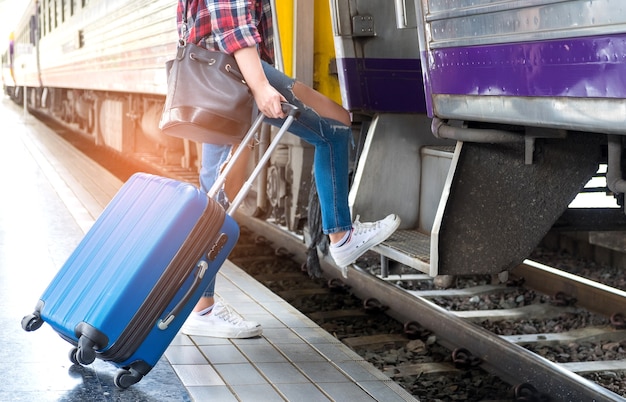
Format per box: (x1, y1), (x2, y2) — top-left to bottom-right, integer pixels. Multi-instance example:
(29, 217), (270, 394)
(181, 301), (262, 338)
(329, 214), (401, 267)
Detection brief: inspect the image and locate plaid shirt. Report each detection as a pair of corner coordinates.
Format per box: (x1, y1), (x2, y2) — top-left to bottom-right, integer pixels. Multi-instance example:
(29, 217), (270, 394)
(177, 0), (274, 65)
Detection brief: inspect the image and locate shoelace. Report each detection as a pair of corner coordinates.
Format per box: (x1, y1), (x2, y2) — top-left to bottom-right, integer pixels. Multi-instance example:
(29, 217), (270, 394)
(352, 215), (381, 235)
(213, 304), (244, 325)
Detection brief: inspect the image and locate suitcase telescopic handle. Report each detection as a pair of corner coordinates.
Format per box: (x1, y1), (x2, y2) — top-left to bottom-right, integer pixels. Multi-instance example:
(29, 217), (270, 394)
(279, 102), (300, 118)
(157, 260), (209, 330)
(207, 103), (300, 215)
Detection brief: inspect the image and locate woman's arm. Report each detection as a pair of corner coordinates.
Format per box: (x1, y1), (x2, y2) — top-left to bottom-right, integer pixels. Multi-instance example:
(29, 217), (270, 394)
(233, 47), (286, 119)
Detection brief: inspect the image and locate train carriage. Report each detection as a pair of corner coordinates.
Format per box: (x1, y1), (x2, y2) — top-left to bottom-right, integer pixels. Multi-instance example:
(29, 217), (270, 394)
(3, 1), (38, 103)
(412, 0), (626, 276)
(4, 0), (626, 280)
(1, 42), (16, 97)
(8, 0), (179, 162)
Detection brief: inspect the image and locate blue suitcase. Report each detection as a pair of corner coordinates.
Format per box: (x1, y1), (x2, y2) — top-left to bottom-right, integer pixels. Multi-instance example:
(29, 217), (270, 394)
(22, 172), (239, 388)
(21, 106), (299, 389)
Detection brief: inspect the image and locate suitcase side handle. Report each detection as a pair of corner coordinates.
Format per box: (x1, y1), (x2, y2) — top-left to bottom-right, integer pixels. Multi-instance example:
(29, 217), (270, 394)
(157, 260), (209, 330)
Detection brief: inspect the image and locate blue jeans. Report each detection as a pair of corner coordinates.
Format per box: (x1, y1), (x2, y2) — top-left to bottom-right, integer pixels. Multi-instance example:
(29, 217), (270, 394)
(198, 143), (231, 298)
(200, 62), (353, 297)
(262, 61), (353, 234)
(199, 142), (231, 208)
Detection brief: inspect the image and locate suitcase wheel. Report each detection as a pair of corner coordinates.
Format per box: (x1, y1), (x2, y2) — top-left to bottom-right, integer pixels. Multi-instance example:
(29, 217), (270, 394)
(21, 313), (43, 332)
(68, 336), (97, 366)
(68, 345), (96, 366)
(68, 348), (80, 365)
(114, 368), (143, 389)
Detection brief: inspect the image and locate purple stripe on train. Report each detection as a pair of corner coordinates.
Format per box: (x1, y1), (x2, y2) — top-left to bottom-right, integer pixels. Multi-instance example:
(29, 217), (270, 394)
(427, 33), (626, 98)
(336, 57), (427, 114)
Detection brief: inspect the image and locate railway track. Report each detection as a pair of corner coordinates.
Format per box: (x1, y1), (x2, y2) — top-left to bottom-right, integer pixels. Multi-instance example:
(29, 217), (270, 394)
(34, 110), (626, 400)
(234, 210), (626, 401)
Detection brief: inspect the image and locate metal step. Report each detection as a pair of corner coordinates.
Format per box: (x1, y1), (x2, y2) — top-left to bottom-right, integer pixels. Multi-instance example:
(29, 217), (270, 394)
(373, 229), (432, 275)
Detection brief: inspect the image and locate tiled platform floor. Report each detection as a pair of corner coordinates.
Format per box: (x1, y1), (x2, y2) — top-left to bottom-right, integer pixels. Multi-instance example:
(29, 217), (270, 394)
(0, 97), (416, 401)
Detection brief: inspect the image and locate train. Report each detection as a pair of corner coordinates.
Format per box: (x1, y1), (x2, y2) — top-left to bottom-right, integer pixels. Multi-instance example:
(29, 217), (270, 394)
(3, 0), (625, 279)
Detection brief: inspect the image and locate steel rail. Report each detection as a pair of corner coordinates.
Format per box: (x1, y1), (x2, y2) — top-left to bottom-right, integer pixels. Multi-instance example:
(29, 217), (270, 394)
(513, 259), (626, 317)
(235, 212), (624, 401)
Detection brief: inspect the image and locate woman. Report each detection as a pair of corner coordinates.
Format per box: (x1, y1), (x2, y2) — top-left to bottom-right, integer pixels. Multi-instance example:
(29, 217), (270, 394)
(179, 0), (400, 338)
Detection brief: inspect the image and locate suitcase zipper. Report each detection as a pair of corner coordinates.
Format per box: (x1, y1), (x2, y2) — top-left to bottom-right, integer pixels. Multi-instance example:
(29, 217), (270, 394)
(98, 198), (225, 363)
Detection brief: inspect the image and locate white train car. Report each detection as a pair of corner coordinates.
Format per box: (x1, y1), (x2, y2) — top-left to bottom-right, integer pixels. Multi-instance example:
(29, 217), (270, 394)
(9, 0), (181, 163)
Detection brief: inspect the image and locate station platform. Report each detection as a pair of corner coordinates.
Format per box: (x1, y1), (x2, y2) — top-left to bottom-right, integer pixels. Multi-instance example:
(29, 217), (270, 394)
(0, 97), (416, 402)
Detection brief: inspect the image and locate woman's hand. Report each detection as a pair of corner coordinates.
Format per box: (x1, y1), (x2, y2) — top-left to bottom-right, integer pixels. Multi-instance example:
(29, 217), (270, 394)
(233, 47), (286, 119)
(250, 81), (286, 119)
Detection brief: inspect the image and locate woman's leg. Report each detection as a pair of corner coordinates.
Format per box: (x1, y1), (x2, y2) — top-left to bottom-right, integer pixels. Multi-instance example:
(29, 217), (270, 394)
(261, 61), (353, 236)
(259, 62), (401, 268)
(199, 143), (232, 206)
(195, 143), (233, 311)
(291, 81), (351, 127)
(223, 144), (252, 202)
(289, 81), (353, 242)
(183, 144), (262, 338)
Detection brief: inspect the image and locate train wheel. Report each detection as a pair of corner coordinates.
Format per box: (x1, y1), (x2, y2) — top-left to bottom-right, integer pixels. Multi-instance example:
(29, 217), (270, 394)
(13, 86), (23, 105)
(61, 101), (72, 122)
(87, 106), (96, 134)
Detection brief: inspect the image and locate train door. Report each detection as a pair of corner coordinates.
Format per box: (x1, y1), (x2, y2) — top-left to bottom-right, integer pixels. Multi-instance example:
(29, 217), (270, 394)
(329, 0), (454, 250)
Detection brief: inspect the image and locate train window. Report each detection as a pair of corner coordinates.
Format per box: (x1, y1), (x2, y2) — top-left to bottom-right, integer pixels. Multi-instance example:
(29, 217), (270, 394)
(47, 1), (52, 33)
(43, 0), (48, 33)
(29, 16), (37, 45)
(38, 1), (43, 36)
(38, 0), (43, 36)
